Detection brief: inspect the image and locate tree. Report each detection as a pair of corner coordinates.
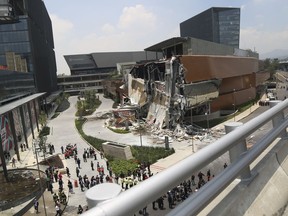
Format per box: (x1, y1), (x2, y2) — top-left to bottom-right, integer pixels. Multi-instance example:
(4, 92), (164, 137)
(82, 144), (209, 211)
(39, 111), (47, 128)
(77, 99), (85, 119)
(263, 58), (280, 78)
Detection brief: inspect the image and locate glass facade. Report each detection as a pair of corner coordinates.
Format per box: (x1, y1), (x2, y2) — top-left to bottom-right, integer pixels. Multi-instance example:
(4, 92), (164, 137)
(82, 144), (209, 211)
(0, 70), (35, 102)
(215, 9), (240, 48)
(180, 7), (240, 48)
(0, 0), (58, 94)
(0, 17), (32, 70)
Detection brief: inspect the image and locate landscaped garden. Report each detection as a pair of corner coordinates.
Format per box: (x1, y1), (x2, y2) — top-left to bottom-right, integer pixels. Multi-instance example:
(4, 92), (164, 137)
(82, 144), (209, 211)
(76, 90), (101, 117)
(75, 117), (175, 176)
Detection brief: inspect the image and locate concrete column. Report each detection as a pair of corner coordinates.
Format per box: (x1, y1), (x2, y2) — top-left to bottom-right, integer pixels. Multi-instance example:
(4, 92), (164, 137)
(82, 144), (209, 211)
(86, 183), (122, 209)
(33, 100), (39, 132)
(269, 100), (287, 137)
(27, 102), (35, 139)
(8, 112), (20, 161)
(225, 122), (251, 180)
(19, 105), (28, 148)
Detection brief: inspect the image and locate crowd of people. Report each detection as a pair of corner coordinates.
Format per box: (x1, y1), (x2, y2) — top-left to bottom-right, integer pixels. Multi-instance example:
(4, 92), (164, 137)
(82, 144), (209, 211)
(36, 140), (229, 215)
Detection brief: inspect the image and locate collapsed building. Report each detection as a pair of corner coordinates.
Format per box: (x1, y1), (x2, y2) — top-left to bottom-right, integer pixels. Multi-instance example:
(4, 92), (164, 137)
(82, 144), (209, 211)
(127, 55), (259, 131)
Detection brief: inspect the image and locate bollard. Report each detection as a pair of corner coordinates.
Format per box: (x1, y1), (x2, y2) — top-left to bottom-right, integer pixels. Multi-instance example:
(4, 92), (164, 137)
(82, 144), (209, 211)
(74, 179), (78, 188)
(165, 136), (169, 150)
(225, 122), (251, 180)
(269, 100), (287, 137)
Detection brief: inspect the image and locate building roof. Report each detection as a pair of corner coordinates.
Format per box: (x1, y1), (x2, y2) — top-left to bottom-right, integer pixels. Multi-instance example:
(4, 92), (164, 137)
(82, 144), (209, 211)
(64, 51), (160, 71)
(144, 37), (188, 52)
(0, 92), (46, 115)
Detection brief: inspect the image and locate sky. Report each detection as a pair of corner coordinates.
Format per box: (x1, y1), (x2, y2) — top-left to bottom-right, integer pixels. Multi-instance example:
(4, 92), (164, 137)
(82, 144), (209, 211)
(43, 0), (288, 75)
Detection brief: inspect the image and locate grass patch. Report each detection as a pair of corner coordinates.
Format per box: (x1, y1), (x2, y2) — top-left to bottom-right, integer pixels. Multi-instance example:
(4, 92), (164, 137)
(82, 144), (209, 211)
(75, 100), (102, 117)
(75, 118), (105, 151)
(107, 126), (130, 134)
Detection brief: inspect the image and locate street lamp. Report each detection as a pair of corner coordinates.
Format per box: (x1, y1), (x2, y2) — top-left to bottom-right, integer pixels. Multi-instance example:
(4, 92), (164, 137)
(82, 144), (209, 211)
(33, 139), (47, 216)
(205, 97), (210, 134)
(136, 108), (143, 147)
(233, 89), (236, 121)
(190, 103), (195, 153)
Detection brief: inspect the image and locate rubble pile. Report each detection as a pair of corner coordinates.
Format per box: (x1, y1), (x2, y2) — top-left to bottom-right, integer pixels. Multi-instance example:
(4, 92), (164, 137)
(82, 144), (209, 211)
(94, 111), (113, 119)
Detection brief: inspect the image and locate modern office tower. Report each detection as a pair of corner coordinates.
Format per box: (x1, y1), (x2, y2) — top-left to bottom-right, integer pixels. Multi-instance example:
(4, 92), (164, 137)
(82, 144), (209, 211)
(180, 7), (240, 48)
(0, 0), (57, 94)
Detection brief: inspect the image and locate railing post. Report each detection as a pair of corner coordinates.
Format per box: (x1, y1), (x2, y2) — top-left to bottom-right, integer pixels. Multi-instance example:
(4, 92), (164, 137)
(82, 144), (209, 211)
(225, 122), (251, 180)
(269, 100), (287, 137)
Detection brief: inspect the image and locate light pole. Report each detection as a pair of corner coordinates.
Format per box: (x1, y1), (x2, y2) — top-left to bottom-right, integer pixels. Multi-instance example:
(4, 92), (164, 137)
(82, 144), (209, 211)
(33, 139), (47, 216)
(233, 89), (236, 121)
(190, 104), (195, 153)
(205, 97), (210, 134)
(137, 108), (143, 147)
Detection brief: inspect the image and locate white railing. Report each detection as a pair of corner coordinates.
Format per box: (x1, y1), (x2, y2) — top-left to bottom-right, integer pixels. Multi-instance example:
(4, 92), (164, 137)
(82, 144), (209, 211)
(82, 100), (288, 216)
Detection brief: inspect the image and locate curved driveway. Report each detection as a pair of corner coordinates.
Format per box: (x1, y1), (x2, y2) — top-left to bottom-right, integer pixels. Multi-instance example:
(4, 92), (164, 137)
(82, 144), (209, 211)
(47, 96), (109, 212)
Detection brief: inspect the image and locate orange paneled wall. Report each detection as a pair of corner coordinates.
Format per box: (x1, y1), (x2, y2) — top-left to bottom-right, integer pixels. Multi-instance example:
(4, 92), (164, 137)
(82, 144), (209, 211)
(211, 87), (256, 112)
(179, 55), (259, 83)
(219, 74), (255, 94)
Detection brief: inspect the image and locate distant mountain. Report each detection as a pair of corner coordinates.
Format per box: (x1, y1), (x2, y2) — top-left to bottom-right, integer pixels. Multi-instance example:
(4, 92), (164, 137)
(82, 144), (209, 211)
(259, 49), (288, 60)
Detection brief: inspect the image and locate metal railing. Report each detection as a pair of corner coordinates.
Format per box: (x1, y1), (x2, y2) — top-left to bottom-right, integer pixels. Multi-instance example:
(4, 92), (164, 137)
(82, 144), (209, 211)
(82, 100), (288, 216)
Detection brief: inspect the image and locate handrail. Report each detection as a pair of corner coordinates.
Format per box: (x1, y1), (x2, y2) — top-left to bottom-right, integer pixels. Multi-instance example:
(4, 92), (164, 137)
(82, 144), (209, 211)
(168, 115), (288, 215)
(82, 100), (288, 216)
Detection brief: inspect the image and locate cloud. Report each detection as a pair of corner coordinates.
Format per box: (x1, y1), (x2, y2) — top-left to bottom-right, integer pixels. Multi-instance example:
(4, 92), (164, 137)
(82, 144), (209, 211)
(50, 14), (73, 40)
(50, 4), (160, 74)
(240, 27), (288, 54)
(102, 23), (116, 34)
(118, 4), (156, 30)
(50, 14), (74, 75)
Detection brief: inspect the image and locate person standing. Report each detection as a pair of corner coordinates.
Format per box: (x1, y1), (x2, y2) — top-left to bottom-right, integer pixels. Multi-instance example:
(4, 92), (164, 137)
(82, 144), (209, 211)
(66, 167), (70, 177)
(61, 146), (64, 154)
(54, 171), (58, 182)
(68, 180), (73, 193)
(55, 204), (61, 216)
(77, 158), (81, 169)
(91, 161), (94, 171)
(34, 199), (39, 213)
(76, 167), (80, 177)
(12, 157), (16, 167)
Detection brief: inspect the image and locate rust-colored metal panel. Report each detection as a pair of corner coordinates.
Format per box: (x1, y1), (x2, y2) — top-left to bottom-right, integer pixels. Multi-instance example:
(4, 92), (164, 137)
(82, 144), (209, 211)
(219, 74), (255, 94)
(179, 55), (259, 83)
(211, 88), (256, 112)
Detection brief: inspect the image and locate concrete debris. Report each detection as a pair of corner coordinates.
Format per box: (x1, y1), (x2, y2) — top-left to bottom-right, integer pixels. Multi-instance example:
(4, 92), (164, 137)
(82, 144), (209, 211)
(94, 111), (113, 119)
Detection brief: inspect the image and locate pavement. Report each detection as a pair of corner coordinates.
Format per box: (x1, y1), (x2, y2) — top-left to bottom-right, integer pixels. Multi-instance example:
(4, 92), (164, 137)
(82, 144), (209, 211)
(2, 94), (261, 216)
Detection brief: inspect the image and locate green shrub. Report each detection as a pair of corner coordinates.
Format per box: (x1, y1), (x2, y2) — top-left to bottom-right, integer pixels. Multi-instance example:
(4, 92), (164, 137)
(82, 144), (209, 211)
(110, 159), (139, 176)
(39, 126), (50, 137)
(51, 112), (60, 119)
(131, 146), (175, 164)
